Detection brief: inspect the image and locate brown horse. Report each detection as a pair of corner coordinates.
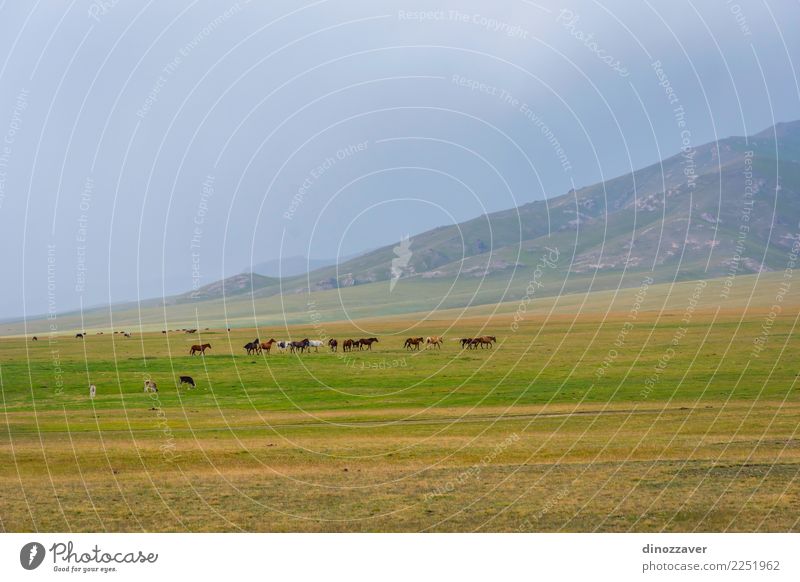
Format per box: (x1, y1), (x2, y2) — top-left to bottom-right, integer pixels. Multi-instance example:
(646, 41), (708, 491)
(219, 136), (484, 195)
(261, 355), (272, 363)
(426, 336), (444, 349)
(328, 338), (338, 352)
(404, 337), (424, 350)
(343, 339), (356, 352)
(359, 337), (379, 350)
(260, 339), (277, 353)
(189, 343), (211, 356)
(472, 336), (497, 349)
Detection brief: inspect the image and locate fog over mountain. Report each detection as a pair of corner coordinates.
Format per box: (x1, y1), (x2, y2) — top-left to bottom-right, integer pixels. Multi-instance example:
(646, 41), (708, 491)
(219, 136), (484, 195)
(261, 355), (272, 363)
(1, 0), (798, 320)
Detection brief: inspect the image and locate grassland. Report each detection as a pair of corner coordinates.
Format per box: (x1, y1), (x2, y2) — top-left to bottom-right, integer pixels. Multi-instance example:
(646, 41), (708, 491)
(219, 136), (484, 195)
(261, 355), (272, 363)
(1, 274), (799, 532)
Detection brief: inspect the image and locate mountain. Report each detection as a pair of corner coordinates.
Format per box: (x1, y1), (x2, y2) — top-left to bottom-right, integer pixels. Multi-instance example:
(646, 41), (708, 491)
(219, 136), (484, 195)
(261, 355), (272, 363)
(5, 121), (799, 334)
(229, 120), (800, 299)
(250, 256), (339, 278)
(249, 250), (373, 278)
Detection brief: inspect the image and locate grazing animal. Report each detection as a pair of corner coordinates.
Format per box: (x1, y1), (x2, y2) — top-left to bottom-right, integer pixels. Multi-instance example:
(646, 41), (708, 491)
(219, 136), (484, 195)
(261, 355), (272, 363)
(290, 339), (310, 353)
(342, 339), (355, 352)
(162, 330), (167, 334)
(75, 333), (84, 339)
(358, 337), (379, 350)
(328, 338), (338, 352)
(260, 339), (277, 354)
(404, 337), (424, 350)
(123, 332), (131, 338)
(426, 336), (444, 349)
(89, 384), (96, 399)
(276, 340), (289, 352)
(185, 329), (197, 334)
(143, 379), (158, 393)
(460, 337), (474, 349)
(308, 340), (323, 352)
(178, 375), (195, 388)
(32, 336), (38, 341)
(189, 343), (211, 356)
(244, 339), (261, 355)
(471, 336), (496, 349)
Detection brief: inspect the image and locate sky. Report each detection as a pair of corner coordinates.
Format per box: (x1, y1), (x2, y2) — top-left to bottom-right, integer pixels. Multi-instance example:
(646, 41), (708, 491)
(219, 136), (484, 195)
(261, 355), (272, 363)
(0, 0), (799, 320)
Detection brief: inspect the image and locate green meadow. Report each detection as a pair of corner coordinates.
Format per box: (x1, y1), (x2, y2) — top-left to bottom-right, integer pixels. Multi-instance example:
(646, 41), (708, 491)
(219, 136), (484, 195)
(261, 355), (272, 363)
(1, 274), (799, 532)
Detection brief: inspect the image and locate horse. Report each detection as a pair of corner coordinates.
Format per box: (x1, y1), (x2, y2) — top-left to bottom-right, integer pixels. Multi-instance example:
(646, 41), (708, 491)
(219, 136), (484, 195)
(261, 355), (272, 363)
(308, 340), (324, 352)
(328, 338), (338, 352)
(75, 333), (84, 339)
(359, 337), (379, 350)
(472, 336), (497, 349)
(178, 375), (195, 388)
(190, 343), (211, 356)
(31, 336), (38, 341)
(260, 339), (277, 354)
(404, 337), (424, 351)
(342, 339), (356, 352)
(143, 379), (158, 393)
(89, 384), (96, 399)
(244, 338), (261, 355)
(276, 340), (289, 352)
(426, 336), (444, 349)
(185, 329), (197, 334)
(123, 332), (131, 338)
(290, 339), (310, 353)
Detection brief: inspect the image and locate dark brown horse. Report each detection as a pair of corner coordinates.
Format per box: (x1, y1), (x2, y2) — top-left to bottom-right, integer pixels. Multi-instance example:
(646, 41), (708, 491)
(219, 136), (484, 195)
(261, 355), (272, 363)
(190, 343), (211, 356)
(244, 338), (261, 355)
(358, 337), (379, 350)
(328, 338), (338, 352)
(404, 337), (424, 350)
(343, 339), (356, 352)
(472, 336), (497, 349)
(178, 375), (196, 388)
(290, 339), (310, 353)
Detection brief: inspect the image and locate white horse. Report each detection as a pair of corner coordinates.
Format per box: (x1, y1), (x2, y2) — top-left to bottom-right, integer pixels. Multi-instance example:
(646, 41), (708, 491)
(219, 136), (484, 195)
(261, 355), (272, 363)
(308, 340), (324, 352)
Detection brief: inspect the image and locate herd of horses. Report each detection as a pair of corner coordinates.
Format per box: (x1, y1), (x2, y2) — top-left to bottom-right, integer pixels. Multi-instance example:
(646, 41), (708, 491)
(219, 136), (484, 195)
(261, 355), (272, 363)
(65, 330), (497, 398)
(228, 335), (496, 355)
(239, 337), (379, 355)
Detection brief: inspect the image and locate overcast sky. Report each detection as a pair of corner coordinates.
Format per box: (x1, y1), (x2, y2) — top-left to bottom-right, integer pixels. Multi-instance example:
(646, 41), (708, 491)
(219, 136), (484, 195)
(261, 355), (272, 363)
(1, 0), (798, 320)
